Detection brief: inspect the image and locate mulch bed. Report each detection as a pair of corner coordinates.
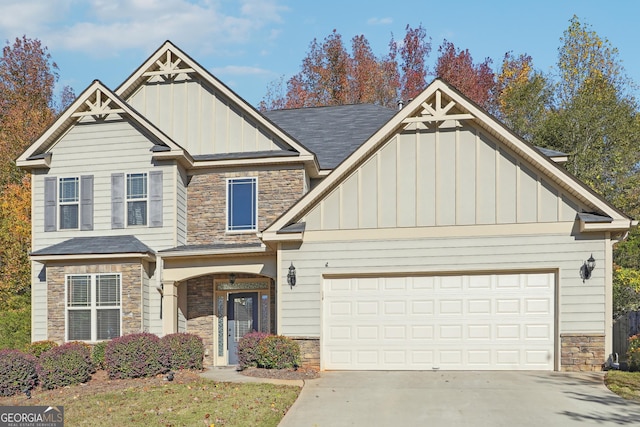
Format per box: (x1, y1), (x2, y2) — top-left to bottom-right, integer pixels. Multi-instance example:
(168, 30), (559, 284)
(240, 366), (320, 380)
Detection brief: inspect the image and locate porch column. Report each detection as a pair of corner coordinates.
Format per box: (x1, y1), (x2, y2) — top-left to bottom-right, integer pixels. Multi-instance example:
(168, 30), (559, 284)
(162, 280), (178, 335)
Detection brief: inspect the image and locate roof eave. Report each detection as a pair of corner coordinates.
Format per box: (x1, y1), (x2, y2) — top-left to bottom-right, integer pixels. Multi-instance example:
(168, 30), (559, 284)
(159, 245), (270, 259)
(31, 252), (156, 262)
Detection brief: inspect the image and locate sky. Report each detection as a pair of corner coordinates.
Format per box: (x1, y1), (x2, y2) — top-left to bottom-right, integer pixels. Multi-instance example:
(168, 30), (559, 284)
(0, 0), (638, 107)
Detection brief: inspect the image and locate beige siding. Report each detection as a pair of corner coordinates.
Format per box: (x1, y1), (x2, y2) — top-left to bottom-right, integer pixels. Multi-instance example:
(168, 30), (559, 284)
(127, 77), (286, 156)
(32, 116), (178, 252)
(279, 229), (606, 337)
(303, 125), (588, 230)
(31, 261), (47, 341)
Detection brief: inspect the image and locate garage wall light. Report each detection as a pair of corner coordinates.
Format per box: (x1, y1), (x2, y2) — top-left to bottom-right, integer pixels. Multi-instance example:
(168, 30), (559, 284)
(580, 254), (596, 282)
(287, 262), (297, 288)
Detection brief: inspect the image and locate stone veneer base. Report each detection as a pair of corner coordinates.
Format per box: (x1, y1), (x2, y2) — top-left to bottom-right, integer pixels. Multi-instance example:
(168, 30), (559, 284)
(560, 333), (605, 372)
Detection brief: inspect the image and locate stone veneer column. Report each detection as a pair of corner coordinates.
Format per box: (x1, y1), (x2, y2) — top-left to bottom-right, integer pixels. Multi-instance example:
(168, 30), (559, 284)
(560, 333), (605, 371)
(162, 281), (178, 335)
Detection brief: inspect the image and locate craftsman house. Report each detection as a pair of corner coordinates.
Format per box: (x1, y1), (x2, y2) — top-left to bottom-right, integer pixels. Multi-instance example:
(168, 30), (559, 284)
(17, 41), (634, 372)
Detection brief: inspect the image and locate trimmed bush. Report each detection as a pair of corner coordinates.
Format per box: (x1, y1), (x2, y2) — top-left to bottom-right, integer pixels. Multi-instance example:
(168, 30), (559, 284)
(0, 308), (30, 351)
(105, 332), (166, 379)
(24, 340), (59, 358)
(237, 331), (269, 370)
(92, 341), (108, 370)
(256, 335), (301, 369)
(628, 335), (640, 372)
(37, 342), (94, 390)
(160, 333), (205, 371)
(0, 349), (38, 396)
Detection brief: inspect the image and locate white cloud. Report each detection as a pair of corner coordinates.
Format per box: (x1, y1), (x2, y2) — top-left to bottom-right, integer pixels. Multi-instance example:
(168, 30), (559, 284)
(0, 0), (287, 58)
(367, 17), (393, 25)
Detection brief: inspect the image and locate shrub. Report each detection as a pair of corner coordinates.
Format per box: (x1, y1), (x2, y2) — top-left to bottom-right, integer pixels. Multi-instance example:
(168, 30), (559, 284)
(628, 335), (640, 372)
(256, 335), (301, 369)
(24, 340), (59, 358)
(160, 333), (205, 371)
(237, 331), (269, 370)
(92, 341), (108, 370)
(105, 333), (166, 379)
(37, 342), (94, 390)
(0, 349), (38, 396)
(0, 308), (30, 350)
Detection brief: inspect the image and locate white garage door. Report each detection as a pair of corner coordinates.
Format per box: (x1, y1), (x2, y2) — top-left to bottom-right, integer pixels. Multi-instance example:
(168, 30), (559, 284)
(323, 273), (555, 371)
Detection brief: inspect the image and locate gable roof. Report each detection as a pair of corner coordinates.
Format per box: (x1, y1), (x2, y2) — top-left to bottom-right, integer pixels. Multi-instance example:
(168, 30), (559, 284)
(16, 80), (190, 169)
(264, 104), (397, 169)
(263, 78), (634, 237)
(114, 40), (317, 169)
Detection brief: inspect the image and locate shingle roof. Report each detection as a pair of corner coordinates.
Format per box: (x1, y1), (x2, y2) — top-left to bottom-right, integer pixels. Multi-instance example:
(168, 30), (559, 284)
(265, 104), (566, 169)
(31, 235), (154, 256)
(264, 104), (397, 169)
(159, 242), (264, 253)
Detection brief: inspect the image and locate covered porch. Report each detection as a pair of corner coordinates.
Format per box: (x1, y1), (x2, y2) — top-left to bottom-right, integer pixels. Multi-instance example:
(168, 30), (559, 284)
(158, 243), (278, 366)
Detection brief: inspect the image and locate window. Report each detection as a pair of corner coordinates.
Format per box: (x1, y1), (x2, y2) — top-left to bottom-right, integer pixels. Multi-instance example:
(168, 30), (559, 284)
(59, 177), (79, 229)
(227, 177), (257, 231)
(127, 173), (147, 226)
(66, 273), (121, 341)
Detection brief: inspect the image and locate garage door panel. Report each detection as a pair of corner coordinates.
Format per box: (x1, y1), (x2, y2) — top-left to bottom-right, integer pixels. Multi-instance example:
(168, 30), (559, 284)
(323, 273), (555, 371)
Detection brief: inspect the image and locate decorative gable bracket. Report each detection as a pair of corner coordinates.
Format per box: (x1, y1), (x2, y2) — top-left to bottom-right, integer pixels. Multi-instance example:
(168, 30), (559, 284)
(402, 89), (474, 130)
(71, 88), (125, 119)
(142, 50), (195, 80)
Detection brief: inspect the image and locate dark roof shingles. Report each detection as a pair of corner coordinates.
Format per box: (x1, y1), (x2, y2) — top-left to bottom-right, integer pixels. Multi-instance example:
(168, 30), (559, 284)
(31, 235), (153, 256)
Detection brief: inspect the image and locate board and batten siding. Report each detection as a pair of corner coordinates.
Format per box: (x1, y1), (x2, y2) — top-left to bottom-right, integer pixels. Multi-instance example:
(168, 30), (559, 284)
(279, 231), (607, 338)
(31, 116), (179, 252)
(127, 76), (284, 156)
(304, 125), (586, 231)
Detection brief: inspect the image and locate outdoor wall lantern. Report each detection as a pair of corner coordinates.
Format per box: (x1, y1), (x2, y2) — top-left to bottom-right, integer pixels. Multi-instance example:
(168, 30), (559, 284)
(580, 254), (596, 282)
(287, 263), (297, 288)
(229, 273), (236, 285)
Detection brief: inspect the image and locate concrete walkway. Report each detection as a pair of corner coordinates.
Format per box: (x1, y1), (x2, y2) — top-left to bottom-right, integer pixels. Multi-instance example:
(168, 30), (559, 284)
(278, 371), (640, 427)
(199, 366), (304, 387)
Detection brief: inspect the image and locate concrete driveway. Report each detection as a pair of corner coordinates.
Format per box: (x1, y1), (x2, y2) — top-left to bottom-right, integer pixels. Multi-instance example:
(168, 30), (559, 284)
(278, 371), (640, 427)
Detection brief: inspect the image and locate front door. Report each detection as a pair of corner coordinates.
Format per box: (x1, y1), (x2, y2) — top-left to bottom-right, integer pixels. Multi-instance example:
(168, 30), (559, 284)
(227, 292), (259, 364)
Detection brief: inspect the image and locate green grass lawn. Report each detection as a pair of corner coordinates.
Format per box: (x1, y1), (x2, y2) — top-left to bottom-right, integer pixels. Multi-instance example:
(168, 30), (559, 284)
(0, 374), (300, 427)
(605, 371), (640, 403)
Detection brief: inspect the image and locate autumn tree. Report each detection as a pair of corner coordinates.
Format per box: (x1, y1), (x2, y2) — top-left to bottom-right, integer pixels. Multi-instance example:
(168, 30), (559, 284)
(399, 24), (430, 102)
(260, 26), (429, 110)
(0, 36), (69, 348)
(494, 52), (553, 142)
(434, 40), (495, 110)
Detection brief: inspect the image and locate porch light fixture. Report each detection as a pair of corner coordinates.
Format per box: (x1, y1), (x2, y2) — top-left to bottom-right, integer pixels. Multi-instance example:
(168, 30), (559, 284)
(580, 254), (596, 282)
(229, 273), (236, 285)
(287, 263), (297, 288)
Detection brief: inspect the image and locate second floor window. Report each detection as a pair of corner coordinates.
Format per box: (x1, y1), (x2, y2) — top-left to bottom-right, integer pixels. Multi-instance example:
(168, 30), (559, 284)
(59, 177), (79, 229)
(227, 177), (257, 232)
(127, 173), (147, 226)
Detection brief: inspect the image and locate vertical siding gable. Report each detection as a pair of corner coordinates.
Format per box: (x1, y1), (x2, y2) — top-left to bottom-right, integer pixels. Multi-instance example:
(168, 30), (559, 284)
(126, 76), (290, 157)
(303, 124), (588, 231)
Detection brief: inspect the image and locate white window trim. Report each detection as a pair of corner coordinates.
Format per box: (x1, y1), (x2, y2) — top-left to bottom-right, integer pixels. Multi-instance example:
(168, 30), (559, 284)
(64, 273), (122, 343)
(58, 176), (80, 230)
(226, 176), (258, 233)
(126, 172), (148, 228)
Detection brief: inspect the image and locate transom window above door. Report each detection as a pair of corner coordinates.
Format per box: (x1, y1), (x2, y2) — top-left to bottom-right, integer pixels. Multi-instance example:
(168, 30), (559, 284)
(227, 177), (257, 232)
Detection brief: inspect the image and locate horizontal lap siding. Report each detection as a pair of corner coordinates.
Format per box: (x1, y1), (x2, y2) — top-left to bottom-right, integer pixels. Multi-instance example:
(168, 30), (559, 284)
(32, 117), (178, 251)
(279, 231), (606, 337)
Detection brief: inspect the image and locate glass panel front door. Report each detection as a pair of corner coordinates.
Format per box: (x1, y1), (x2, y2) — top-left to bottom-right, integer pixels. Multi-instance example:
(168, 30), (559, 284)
(227, 292), (258, 364)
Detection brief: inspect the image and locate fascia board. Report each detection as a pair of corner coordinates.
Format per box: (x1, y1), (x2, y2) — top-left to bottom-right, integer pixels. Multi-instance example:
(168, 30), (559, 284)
(31, 253), (155, 262)
(579, 219), (636, 233)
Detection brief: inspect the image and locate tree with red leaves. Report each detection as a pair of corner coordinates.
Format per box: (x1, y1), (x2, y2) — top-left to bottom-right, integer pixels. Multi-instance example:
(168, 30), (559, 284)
(399, 24), (431, 102)
(435, 40), (495, 110)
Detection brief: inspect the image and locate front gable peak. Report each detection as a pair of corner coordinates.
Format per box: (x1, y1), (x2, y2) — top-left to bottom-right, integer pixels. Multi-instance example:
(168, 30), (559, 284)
(402, 87), (474, 130)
